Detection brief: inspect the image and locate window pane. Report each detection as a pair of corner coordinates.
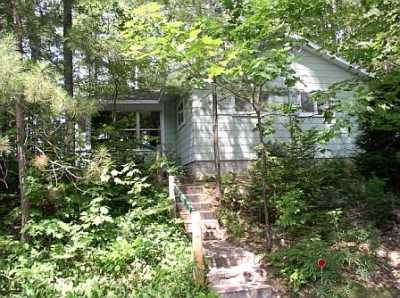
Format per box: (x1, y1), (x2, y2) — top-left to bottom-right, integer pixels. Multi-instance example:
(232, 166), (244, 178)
(234, 96), (251, 111)
(177, 100), (184, 126)
(300, 92), (314, 113)
(140, 111), (160, 128)
(288, 90), (300, 105)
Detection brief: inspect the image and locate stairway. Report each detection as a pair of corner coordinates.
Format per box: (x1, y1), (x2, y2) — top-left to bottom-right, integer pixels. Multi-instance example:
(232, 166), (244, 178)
(177, 183), (277, 298)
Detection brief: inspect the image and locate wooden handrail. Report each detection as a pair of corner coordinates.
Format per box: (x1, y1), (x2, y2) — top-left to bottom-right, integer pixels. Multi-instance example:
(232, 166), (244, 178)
(168, 175), (177, 218)
(191, 211), (205, 286)
(168, 175), (205, 286)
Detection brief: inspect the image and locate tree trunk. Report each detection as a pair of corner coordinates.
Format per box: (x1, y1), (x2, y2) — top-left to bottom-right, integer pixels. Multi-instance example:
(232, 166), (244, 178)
(112, 80), (119, 125)
(212, 83), (222, 197)
(255, 110), (273, 252)
(63, 0), (73, 97)
(63, 0), (74, 153)
(16, 99), (29, 241)
(12, 0), (29, 241)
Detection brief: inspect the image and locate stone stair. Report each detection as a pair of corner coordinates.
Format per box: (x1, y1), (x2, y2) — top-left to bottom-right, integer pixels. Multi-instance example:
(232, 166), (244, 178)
(177, 183), (278, 298)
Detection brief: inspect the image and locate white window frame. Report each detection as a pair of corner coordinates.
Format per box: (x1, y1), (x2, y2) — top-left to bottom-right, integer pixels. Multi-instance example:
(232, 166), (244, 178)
(177, 99), (185, 129)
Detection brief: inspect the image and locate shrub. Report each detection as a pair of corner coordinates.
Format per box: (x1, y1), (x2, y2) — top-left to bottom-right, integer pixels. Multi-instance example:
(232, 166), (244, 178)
(362, 176), (399, 227)
(217, 208), (246, 241)
(0, 152), (213, 297)
(268, 238), (376, 294)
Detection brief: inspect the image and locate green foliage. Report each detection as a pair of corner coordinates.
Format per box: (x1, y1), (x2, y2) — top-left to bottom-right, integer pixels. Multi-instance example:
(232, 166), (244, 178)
(219, 119), (391, 295)
(150, 154), (184, 177)
(355, 71), (400, 190)
(269, 233), (377, 294)
(0, 152), (212, 297)
(273, 189), (306, 229)
(0, 36), (76, 113)
(276, 0), (400, 74)
(362, 177), (398, 226)
(217, 208), (246, 241)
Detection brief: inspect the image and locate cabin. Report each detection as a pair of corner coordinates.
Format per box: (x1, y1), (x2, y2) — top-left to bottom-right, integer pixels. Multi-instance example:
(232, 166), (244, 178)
(91, 41), (367, 178)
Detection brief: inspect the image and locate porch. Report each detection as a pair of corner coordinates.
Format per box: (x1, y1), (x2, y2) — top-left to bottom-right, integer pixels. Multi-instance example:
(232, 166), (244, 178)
(90, 91), (178, 159)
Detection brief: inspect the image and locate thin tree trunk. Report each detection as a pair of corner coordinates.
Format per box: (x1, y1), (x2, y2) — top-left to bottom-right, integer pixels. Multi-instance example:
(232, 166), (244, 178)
(112, 80), (119, 125)
(212, 83), (222, 196)
(16, 99), (29, 241)
(252, 87), (272, 252)
(12, 0), (29, 241)
(255, 110), (273, 251)
(63, 0), (74, 153)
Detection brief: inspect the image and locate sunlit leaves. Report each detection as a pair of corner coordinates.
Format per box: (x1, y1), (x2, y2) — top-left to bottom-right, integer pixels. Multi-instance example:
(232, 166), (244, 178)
(0, 35), (24, 101)
(0, 36), (79, 117)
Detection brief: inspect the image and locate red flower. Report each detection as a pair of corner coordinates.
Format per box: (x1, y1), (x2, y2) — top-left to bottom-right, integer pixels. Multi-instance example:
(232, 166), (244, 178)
(318, 258), (327, 269)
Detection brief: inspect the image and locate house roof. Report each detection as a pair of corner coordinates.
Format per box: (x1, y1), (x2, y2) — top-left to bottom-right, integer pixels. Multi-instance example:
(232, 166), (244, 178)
(101, 90), (162, 105)
(291, 35), (369, 78)
(119, 90), (162, 101)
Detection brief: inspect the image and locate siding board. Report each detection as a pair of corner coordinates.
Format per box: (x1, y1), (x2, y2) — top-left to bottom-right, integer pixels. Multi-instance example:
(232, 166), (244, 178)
(184, 50), (360, 163)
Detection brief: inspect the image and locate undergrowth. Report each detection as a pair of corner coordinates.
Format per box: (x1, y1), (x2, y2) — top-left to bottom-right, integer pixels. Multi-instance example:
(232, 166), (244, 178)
(0, 149), (214, 297)
(218, 125), (399, 297)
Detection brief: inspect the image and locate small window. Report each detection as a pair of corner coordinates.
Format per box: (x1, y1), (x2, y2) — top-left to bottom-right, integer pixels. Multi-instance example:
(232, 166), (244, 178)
(234, 96), (252, 112)
(288, 90), (329, 116)
(234, 94), (268, 112)
(300, 92), (316, 113)
(177, 99), (185, 128)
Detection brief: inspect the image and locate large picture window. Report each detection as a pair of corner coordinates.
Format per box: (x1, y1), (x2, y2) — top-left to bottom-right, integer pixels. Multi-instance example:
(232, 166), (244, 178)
(92, 111), (160, 149)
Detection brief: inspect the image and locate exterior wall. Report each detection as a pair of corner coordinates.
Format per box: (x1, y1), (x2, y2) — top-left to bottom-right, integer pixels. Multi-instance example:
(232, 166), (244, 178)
(292, 49), (355, 91)
(188, 49), (362, 174)
(162, 100), (177, 155)
(175, 95), (194, 165)
(185, 160), (252, 179)
(192, 90), (258, 161)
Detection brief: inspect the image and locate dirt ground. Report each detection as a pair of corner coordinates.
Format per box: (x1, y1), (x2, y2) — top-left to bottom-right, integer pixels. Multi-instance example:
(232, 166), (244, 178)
(371, 223), (400, 291)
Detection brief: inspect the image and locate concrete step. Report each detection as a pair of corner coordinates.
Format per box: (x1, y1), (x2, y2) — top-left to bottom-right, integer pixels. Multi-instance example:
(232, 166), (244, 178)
(176, 182), (276, 297)
(203, 229), (225, 241)
(206, 253), (257, 269)
(184, 219), (220, 230)
(179, 210), (217, 220)
(213, 284), (275, 298)
(208, 265), (268, 287)
(177, 202), (213, 211)
(185, 193), (208, 203)
(176, 194), (208, 205)
(203, 240), (252, 256)
(185, 230), (225, 241)
(178, 185), (204, 194)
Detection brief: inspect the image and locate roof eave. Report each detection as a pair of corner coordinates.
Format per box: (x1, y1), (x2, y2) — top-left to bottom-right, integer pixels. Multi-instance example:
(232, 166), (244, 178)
(291, 34), (370, 78)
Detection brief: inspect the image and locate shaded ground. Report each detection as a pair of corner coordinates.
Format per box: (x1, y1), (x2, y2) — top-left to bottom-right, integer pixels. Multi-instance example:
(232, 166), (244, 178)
(230, 220), (400, 297)
(372, 223), (400, 290)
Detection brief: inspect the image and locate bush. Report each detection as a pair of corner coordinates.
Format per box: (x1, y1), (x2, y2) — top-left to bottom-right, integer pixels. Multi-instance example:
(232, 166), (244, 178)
(269, 237), (376, 294)
(217, 208), (246, 241)
(363, 176), (399, 227)
(355, 71), (400, 190)
(0, 152), (214, 297)
(219, 122), (389, 295)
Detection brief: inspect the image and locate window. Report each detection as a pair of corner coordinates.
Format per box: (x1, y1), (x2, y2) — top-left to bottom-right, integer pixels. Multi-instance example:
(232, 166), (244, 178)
(288, 90), (329, 116)
(177, 99), (185, 128)
(234, 93), (268, 113)
(234, 96), (252, 112)
(300, 92), (317, 113)
(91, 111), (161, 149)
